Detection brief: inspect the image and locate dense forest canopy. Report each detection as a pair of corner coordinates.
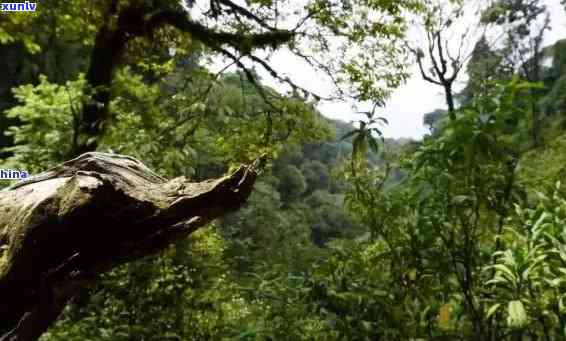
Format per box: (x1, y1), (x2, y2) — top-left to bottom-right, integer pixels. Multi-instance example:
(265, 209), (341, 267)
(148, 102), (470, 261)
(1, 0), (566, 340)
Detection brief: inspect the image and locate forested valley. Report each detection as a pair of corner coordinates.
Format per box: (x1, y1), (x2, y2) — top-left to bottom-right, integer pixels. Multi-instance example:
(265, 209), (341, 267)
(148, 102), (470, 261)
(1, 0), (566, 340)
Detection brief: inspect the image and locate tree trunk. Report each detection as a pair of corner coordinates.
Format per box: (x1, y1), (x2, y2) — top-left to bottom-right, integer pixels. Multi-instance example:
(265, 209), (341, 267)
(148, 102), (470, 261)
(444, 83), (456, 120)
(76, 22), (128, 155)
(531, 90), (541, 147)
(0, 152), (258, 341)
(73, 3), (141, 156)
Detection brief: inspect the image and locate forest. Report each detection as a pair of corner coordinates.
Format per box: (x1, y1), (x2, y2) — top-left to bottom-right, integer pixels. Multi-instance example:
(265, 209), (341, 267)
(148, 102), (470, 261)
(1, 0), (566, 340)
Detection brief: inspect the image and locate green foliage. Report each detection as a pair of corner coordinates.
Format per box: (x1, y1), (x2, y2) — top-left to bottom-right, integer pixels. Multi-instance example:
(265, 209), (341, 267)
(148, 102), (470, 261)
(276, 165), (307, 202)
(103, 67), (332, 178)
(1, 75), (84, 172)
(484, 184), (566, 338)
(0, 0), (423, 108)
(301, 160), (330, 193)
(0, 46), (361, 340)
(481, 0), (546, 30)
(540, 75), (566, 115)
(460, 36), (512, 105)
(540, 39), (566, 116)
(304, 0), (423, 101)
(5, 1), (566, 340)
(318, 77), (563, 340)
(341, 105), (386, 176)
(42, 227), (253, 341)
(423, 108), (446, 134)
(518, 134), (566, 193)
(0, 12), (41, 53)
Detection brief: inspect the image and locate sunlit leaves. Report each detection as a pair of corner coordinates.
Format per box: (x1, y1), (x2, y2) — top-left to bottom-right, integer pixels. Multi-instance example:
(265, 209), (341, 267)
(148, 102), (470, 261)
(298, 0), (421, 102)
(483, 183), (566, 336)
(0, 0), (103, 54)
(0, 12), (40, 52)
(1, 75), (85, 172)
(507, 300), (529, 329)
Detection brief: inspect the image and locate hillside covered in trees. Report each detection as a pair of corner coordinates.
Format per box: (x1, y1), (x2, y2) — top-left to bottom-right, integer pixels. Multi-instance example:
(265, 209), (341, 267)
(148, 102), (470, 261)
(2, 0), (566, 340)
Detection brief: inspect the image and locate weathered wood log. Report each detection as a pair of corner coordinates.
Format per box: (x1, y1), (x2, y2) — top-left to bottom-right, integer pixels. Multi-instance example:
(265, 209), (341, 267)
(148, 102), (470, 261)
(0, 152), (258, 341)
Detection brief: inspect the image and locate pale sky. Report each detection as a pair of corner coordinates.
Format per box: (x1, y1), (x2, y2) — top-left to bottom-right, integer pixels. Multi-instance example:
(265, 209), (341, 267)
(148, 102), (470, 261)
(204, 0), (566, 140)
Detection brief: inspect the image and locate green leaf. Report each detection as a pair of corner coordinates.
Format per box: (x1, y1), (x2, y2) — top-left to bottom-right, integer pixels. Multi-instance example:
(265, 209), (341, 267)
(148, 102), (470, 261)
(532, 212), (548, 233)
(489, 264), (517, 286)
(507, 300), (528, 330)
(451, 195), (470, 205)
(486, 303), (501, 319)
(367, 137), (380, 154)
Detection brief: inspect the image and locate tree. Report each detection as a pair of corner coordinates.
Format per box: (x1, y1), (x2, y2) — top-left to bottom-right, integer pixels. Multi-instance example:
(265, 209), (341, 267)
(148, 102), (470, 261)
(1, 0), (421, 157)
(74, 0), (292, 155)
(540, 40), (566, 116)
(482, 0), (550, 146)
(301, 160), (330, 193)
(459, 35), (511, 104)
(408, 0), (485, 119)
(0, 152), (259, 340)
(423, 108), (447, 134)
(0, 0), (425, 339)
(276, 164), (307, 203)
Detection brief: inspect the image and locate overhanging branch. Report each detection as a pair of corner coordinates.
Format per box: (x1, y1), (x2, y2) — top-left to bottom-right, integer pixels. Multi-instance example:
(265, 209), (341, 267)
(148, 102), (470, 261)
(147, 9), (294, 53)
(0, 152), (259, 341)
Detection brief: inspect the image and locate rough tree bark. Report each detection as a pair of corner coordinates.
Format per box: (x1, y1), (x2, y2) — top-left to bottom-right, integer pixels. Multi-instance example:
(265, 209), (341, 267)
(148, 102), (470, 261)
(0, 152), (259, 341)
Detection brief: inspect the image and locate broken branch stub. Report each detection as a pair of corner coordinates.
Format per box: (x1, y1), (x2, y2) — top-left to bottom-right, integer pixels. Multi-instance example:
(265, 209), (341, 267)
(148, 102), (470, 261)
(0, 152), (258, 340)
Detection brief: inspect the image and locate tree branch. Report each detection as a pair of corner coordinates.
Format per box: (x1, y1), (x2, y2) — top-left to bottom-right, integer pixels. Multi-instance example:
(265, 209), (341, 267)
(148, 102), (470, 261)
(147, 9), (294, 54)
(0, 152), (259, 340)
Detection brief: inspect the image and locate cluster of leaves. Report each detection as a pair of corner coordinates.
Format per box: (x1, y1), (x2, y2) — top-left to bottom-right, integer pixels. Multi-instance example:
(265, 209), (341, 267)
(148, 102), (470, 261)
(3, 1), (566, 340)
(2, 75), (84, 173)
(485, 184), (566, 337)
(244, 77), (566, 340)
(42, 227), (253, 341)
(11, 71), (566, 340)
(0, 38), (367, 340)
